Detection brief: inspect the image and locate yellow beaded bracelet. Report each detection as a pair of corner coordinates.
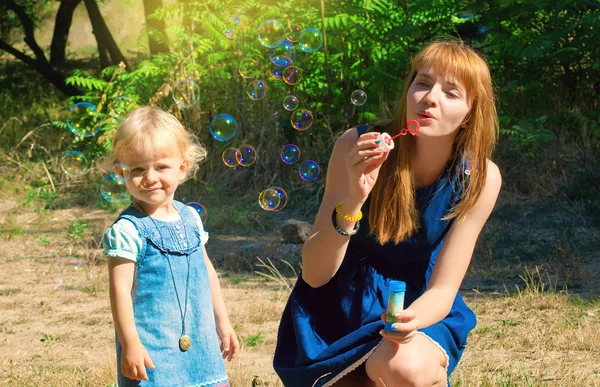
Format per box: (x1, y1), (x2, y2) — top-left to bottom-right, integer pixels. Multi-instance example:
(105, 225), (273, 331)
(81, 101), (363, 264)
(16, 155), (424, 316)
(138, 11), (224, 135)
(335, 202), (363, 223)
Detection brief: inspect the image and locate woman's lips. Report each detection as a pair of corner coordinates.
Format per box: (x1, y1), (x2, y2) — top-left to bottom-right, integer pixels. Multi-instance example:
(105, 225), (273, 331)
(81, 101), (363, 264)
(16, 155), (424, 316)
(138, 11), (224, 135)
(417, 113), (435, 121)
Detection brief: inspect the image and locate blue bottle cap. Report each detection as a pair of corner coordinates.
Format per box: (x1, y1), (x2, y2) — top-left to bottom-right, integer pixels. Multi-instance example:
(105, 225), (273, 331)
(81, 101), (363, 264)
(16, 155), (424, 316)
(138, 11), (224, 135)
(389, 280), (406, 292)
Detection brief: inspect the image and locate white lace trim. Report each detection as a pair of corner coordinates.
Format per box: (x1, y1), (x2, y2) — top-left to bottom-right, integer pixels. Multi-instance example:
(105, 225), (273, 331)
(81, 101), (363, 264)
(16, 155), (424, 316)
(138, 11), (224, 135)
(417, 331), (449, 372)
(184, 377), (229, 387)
(317, 333), (449, 387)
(320, 340), (383, 387)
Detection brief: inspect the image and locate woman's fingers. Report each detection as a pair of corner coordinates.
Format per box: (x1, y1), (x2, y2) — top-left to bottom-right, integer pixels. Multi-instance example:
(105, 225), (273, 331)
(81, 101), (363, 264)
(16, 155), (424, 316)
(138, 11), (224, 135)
(347, 148), (384, 166)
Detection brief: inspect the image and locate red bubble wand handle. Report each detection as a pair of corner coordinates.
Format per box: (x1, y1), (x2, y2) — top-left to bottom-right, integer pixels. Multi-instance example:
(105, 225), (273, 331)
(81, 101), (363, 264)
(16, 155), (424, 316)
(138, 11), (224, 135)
(390, 120), (420, 141)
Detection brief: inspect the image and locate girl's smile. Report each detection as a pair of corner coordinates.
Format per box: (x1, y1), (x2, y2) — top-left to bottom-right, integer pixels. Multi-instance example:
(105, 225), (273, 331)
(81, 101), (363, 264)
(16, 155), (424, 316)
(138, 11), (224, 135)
(120, 151), (187, 217)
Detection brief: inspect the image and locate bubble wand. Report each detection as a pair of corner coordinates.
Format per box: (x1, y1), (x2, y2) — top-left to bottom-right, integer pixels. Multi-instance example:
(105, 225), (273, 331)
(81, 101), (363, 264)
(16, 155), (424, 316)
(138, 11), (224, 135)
(377, 120), (421, 151)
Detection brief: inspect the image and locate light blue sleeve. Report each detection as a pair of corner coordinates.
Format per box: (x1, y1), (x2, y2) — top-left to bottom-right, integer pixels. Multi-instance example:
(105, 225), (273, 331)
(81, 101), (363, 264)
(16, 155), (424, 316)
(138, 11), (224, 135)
(103, 219), (142, 261)
(186, 206), (209, 246)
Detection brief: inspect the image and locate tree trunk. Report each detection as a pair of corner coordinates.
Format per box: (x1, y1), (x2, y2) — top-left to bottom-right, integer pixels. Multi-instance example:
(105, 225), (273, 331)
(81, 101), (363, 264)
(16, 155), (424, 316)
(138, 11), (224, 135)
(83, 0), (129, 69)
(50, 0), (83, 66)
(143, 0), (169, 56)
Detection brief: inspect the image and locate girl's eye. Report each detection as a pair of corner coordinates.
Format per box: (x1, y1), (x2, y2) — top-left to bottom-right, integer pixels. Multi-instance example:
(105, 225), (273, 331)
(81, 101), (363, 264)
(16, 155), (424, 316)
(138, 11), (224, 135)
(416, 81), (428, 87)
(132, 168), (144, 172)
(446, 91), (459, 98)
(157, 165), (168, 170)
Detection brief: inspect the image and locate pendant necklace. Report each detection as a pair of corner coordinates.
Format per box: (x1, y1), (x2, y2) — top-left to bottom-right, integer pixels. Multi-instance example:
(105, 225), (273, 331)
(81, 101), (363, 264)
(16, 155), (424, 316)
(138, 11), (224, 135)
(135, 202), (192, 352)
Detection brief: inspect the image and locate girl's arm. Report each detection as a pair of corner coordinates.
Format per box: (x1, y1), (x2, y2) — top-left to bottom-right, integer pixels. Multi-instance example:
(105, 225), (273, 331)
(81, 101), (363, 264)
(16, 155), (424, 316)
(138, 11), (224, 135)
(203, 246), (239, 361)
(407, 160), (502, 329)
(109, 257), (155, 380)
(109, 258), (140, 348)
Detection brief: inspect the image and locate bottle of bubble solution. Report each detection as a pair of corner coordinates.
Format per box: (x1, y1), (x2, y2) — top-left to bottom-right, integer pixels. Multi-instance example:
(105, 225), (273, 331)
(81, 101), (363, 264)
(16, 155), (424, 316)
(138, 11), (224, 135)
(384, 280), (406, 332)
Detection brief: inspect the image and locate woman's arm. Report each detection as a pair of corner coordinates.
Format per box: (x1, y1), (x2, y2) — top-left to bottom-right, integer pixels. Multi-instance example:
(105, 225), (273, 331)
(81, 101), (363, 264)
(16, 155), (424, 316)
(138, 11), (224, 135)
(303, 126), (387, 288)
(407, 160), (502, 329)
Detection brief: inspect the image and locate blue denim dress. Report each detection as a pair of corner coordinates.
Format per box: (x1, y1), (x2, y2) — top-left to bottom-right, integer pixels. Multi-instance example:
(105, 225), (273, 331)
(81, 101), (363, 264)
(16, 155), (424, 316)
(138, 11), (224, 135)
(273, 125), (476, 387)
(113, 201), (229, 387)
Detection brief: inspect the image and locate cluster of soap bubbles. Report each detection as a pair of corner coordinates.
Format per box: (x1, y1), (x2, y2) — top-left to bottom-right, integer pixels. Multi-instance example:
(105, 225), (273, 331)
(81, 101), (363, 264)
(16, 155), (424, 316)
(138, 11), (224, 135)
(279, 144), (319, 181)
(258, 186), (288, 211)
(221, 145), (257, 167)
(61, 11), (369, 214)
(61, 95), (137, 193)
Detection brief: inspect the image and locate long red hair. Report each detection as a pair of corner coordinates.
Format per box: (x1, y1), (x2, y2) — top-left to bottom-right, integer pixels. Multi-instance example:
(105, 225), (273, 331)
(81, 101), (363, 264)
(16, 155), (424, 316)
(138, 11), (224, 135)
(368, 40), (498, 244)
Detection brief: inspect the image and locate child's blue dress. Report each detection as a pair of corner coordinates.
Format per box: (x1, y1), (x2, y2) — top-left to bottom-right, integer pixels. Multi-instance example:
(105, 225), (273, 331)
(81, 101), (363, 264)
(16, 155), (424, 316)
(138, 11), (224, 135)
(104, 200), (229, 387)
(273, 125), (476, 387)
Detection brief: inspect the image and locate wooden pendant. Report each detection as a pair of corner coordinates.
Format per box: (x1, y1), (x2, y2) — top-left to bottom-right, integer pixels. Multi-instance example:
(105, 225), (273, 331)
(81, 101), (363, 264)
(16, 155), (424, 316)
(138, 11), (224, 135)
(179, 334), (191, 351)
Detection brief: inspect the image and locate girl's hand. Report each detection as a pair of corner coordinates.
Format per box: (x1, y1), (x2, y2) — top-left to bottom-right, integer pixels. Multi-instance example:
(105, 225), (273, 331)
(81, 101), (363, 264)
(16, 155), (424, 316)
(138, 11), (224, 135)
(379, 309), (420, 345)
(344, 131), (390, 203)
(121, 342), (155, 381)
(216, 322), (240, 362)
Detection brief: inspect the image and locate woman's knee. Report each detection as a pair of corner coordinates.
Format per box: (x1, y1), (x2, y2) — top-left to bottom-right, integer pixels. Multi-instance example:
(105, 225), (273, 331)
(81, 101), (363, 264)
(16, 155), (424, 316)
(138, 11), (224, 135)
(365, 339), (445, 387)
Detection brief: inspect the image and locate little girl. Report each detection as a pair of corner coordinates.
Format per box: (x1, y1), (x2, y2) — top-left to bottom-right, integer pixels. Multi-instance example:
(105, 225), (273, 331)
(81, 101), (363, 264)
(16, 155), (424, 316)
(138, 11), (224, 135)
(103, 107), (238, 386)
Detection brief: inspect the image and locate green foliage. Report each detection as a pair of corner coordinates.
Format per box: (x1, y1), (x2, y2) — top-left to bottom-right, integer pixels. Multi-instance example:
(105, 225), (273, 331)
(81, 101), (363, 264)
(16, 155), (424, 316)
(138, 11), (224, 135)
(1, 0), (598, 212)
(0, 217), (24, 240)
(243, 332), (264, 347)
(68, 220), (88, 240)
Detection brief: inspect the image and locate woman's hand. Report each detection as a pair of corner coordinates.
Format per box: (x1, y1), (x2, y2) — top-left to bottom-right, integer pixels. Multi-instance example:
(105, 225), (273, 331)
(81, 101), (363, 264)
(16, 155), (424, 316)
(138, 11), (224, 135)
(379, 310), (420, 345)
(344, 131), (389, 203)
(216, 321), (240, 362)
(121, 342), (155, 381)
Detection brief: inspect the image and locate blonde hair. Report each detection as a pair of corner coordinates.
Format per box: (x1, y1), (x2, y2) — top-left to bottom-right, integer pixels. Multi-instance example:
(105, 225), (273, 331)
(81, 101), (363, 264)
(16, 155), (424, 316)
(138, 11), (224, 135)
(368, 40), (498, 245)
(103, 106), (206, 181)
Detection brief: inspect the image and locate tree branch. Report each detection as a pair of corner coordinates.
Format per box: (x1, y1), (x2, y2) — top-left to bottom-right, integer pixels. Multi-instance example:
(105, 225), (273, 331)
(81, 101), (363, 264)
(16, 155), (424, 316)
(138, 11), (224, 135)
(0, 38), (36, 67)
(5, 0), (50, 65)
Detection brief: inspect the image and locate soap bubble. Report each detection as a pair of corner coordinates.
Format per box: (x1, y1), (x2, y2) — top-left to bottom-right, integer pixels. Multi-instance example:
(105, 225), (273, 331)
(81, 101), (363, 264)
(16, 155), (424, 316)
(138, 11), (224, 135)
(258, 188), (281, 211)
(269, 66), (284, 82)
(269, 40), (295, 67)
(351, 89), (367, 106)
(236, 144), (257, 167)
(100, 174), (129, 203)
(280, 144), (300, 164)
(299, 160), (320, 181)
(270, 186), (288, 211)
(222, 148), (239, 167)
(67, 102), (102, 137)
(286, 25), (302, 42)
(172, 79), (200, 108)
(299, 28), (323, 53)
(187, 202), (208, 224)
(283, 95), (299, 111)
(112, 162), (130, 179)
(230, 15), (240, 24)
(210, 114), (237, 141)
(247, 80), (267, 100)
(60, 150), (87, 177)
(290, 108), (313, 131)
(238, 58), (258, 78)
(224, 29), (234, 39)
(283, 65), (301, 85)
(257, 20), (285, 48)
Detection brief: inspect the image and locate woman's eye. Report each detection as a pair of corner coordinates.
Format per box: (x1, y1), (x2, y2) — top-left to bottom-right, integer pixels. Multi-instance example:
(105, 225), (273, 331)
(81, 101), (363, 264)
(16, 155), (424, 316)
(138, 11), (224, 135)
(416, 81), (428, 87)
(446, 91), (459, 98)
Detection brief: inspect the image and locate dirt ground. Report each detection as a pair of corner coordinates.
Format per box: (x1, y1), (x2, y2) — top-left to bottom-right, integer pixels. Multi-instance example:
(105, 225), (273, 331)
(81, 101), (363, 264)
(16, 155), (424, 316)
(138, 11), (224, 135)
(1, 199), (599, 386)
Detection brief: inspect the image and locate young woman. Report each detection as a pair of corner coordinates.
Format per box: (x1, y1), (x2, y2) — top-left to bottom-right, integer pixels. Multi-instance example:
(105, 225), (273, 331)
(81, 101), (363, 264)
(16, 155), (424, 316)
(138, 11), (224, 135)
(274, 40), (502, 387)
